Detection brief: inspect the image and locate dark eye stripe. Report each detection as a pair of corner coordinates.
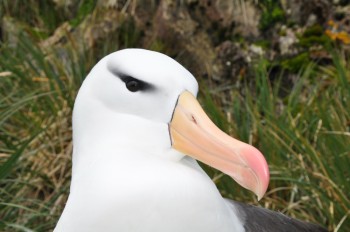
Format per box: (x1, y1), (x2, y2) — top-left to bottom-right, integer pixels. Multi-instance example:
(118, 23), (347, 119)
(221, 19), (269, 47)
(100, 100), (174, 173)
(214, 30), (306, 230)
(107, 62), (155, 92)
(119, 75), (154, 92)
(119, 75), (140, 83)
(107, 61), (155, 91)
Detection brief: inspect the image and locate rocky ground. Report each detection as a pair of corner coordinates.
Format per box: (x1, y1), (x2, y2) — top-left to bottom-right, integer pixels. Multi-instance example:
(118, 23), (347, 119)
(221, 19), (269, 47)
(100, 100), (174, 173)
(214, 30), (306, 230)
(1, 0), (350, 109)
(2, 0), (350, 85)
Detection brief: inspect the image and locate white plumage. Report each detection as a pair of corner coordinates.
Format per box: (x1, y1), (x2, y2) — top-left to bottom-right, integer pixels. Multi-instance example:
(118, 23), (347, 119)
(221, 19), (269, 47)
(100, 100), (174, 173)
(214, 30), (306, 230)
(54, 49), (324, 232)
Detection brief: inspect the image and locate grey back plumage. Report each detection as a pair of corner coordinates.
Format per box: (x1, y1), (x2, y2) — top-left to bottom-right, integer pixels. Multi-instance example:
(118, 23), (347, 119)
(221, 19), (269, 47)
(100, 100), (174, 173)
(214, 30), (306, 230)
(226, 200), (328, 232)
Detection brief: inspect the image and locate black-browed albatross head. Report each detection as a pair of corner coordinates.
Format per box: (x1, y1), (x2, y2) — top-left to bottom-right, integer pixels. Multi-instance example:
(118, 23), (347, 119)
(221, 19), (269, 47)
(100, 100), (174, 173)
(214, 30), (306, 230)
(72, 48), (269, 200)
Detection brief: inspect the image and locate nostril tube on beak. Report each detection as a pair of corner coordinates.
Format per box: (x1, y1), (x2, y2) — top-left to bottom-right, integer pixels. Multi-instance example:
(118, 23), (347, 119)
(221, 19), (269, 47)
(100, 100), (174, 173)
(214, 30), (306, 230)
(191, 115), (197, 124)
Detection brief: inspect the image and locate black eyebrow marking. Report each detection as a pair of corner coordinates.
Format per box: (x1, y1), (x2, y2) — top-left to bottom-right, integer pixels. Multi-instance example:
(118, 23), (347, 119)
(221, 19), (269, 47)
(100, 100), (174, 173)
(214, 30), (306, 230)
(107, 64), (155, 91)
(119, 74), (155, 91)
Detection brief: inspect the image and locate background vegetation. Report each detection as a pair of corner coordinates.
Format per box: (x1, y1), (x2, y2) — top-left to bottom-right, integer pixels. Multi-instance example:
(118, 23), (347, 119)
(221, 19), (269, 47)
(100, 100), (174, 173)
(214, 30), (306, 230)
(0, 0), (349, 231)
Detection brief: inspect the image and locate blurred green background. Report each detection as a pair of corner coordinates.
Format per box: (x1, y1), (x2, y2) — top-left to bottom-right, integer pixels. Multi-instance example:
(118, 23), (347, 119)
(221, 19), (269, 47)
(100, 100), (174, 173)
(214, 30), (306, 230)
(0, 0), (349, 231)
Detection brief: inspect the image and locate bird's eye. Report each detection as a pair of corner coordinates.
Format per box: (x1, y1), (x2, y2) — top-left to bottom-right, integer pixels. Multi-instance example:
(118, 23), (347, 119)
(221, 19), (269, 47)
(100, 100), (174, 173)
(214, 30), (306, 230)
(126, 80), (142, 92)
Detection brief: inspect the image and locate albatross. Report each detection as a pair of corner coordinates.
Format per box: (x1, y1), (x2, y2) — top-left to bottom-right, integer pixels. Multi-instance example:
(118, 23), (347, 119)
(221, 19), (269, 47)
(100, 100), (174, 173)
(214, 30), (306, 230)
(55, 49), (327, 232)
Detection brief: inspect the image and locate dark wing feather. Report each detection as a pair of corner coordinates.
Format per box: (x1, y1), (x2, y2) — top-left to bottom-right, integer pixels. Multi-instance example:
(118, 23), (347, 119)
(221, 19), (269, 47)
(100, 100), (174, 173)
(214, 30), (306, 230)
(225, 199), (328, 232)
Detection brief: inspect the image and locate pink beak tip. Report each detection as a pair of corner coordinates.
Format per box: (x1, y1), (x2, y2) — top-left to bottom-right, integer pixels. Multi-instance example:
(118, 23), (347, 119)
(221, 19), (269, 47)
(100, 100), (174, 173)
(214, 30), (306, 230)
(242, 146), (270, 200)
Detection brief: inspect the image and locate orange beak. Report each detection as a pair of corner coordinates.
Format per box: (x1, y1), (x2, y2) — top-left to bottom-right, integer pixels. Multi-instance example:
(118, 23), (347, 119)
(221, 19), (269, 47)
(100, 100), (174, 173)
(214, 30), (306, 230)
(169, 91), (269, 200)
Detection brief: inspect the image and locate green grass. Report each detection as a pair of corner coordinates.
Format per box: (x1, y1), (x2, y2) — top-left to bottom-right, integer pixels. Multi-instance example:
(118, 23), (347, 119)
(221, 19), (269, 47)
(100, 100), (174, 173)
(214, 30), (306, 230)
(1, 1), (350, 231)
(201, 56), (350, 231)
(0, 36), (81, 231)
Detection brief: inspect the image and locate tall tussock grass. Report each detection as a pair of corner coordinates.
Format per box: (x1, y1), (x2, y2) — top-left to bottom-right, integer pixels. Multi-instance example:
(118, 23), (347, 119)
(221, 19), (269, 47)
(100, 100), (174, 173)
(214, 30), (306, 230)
(202, 54), (350, 231)
(0, 36), (349, 231)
